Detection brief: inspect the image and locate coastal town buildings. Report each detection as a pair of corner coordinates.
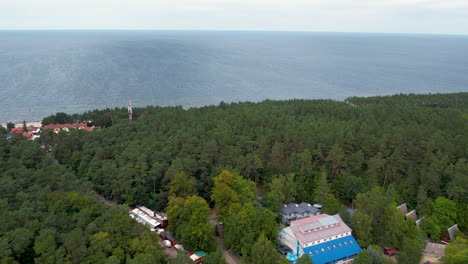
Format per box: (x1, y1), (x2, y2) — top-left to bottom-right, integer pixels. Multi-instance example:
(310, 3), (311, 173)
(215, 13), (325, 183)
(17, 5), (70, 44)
(4, 121), (100, 140)
(279, 214), (361, 264)
(43, 122), (101, 133)
(8, 124), (41, 140)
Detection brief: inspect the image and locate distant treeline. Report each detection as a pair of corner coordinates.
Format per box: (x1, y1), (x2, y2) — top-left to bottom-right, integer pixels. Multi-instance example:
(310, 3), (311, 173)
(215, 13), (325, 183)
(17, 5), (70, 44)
(345, 92), (468, 108)
(40, 92), (467, 214)
(41, 106), (163, 127)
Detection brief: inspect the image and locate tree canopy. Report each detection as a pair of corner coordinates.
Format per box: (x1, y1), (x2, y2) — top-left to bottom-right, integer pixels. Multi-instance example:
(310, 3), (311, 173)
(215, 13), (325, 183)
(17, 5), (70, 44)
(0, 137), (167, 263)
(3, 92), (467, 263)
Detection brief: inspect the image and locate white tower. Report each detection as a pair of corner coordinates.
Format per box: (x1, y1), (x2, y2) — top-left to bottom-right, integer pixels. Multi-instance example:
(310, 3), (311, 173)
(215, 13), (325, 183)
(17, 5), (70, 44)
(128, 100), (133, 121)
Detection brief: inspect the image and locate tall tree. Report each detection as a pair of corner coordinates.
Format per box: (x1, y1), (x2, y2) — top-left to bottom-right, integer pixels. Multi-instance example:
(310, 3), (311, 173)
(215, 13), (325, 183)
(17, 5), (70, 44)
(169, 172), (196, 198)
(326, 144), (345, 180)
(6, 122), (15, 131)
(250, 233), (287, 264)
(353, 250), (373, 264)
(351, 211), (373, 247)
(314, 171), (328, 205)
(397, 237), (424, 264)
(167, 195), (215, 252)
(205, 250), (227, 264)
(211, 170), (256, 218)
(322, 193), (345, 215)
(264, 173), (297, 210)
(33, 229), (58, 264)
(444, 234), (468, 264)
(381, 205), (406, 248)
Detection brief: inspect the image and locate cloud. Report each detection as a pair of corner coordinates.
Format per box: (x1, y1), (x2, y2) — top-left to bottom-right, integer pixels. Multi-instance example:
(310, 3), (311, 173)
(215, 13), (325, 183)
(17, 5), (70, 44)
(0, 0), (467, 34)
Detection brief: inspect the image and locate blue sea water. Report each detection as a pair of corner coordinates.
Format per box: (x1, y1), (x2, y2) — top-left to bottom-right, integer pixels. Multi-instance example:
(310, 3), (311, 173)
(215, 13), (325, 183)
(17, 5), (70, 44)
(0, 30), (467, 123)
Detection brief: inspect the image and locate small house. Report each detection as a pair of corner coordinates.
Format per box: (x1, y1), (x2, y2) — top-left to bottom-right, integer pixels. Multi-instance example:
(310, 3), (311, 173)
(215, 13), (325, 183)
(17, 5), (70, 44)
(190, 251), (206, 264)
(280, 202), (321, 225)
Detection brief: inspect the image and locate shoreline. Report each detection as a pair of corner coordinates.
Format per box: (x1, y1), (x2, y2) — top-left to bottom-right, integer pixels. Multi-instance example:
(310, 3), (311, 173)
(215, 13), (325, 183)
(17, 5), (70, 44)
(1, 121), (42, 129)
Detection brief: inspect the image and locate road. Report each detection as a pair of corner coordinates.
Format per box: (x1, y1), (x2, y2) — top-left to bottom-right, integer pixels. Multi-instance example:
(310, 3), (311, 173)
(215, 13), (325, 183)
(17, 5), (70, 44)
(209, 215), (241, 264)
(215, 237), (241, 264)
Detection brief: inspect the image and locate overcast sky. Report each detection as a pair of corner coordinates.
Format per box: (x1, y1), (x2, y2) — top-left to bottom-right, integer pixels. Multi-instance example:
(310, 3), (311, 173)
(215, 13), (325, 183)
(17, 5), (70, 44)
(1, 0), (468, 34)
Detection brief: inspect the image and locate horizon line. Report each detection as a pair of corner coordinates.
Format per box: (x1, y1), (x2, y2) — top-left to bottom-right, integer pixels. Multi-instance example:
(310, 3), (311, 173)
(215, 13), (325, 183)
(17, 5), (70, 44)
(0, 28), (467, 37)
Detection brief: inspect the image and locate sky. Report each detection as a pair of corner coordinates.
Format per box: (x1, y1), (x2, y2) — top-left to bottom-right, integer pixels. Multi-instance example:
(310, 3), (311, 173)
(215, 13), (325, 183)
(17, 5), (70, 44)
(1, 0), (468, 34)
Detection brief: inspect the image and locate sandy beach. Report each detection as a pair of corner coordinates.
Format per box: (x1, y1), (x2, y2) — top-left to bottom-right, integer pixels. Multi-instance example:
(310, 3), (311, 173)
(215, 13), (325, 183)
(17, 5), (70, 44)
(1, 121), (42, 129)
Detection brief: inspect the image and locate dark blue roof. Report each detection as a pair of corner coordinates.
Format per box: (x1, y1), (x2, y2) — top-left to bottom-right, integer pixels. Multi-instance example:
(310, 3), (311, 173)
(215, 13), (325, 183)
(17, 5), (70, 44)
(303, 236), (361, 264)
(280, 203), (320, 215)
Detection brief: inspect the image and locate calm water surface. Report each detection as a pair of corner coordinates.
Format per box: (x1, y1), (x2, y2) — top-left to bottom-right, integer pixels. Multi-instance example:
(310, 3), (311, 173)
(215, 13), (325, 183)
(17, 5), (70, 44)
(1, 31), (467, 122)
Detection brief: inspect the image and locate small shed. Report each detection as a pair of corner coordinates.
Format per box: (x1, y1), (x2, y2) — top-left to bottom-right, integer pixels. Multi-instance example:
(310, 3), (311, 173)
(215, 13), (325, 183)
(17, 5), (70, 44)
(447, 224), (459, 241)
(190, 251), (206, 263)
(405, 210), (417, 221)
(416, 217), (424, 228)
(384, 247), (398, 256)
(396, 203), (408, 215)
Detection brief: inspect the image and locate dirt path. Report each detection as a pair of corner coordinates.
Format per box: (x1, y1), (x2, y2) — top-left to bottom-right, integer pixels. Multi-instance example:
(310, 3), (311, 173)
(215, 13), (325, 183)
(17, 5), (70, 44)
(159, 240), (178, 258)
(209, 209), (241, 264)
(93, 191), (118, 206)
(216, 237), (241, 264)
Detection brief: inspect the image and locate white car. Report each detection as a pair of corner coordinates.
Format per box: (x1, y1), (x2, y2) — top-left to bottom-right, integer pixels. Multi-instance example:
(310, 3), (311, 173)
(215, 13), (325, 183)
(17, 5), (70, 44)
(163, 240), (172, 248)
(156, 228), (165, 234)
(174, 244), (184, 251)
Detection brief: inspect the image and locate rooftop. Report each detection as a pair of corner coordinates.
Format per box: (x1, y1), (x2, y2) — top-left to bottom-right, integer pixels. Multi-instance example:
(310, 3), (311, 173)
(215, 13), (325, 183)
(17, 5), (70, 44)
(290, 214), (351, 245)
(280, 202), (321, 215)
(303, 236), (361, 264)
(406, 210), (417, 221)
(129, 208), (160, 228)
(396, 203), (408, 215)
(43, 122), (100, 131)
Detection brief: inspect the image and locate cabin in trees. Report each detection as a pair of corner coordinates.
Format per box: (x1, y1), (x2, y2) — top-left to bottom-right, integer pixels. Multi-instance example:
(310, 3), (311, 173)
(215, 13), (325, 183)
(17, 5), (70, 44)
(129, 206), (168, 229)
(280, 202), (321, 225)
(129, 207), (161, 229)
(279, 214), (361, 264)
(189, 251), (206, 264)
(397, 203), (424, 227)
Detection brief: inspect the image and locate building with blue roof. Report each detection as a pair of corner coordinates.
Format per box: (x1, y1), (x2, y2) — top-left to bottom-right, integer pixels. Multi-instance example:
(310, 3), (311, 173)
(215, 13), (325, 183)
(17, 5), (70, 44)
(279, 214), (361, 264)
(303, 236), (361, 264)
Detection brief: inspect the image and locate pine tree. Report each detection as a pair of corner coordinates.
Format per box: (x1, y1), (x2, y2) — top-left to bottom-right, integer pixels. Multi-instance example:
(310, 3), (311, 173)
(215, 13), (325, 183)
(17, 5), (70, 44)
(250, 233), (287, 264)
(314, 171), (329, 205)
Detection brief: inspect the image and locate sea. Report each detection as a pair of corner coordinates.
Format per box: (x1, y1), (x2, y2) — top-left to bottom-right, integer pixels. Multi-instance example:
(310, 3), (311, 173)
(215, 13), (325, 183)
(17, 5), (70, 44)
(1, 30), (467, 123)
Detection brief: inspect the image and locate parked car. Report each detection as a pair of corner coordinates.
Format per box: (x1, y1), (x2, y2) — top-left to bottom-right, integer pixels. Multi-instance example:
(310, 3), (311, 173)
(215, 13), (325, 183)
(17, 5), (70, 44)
(163, 240), (172, 248)
(174, 244), (184, 251)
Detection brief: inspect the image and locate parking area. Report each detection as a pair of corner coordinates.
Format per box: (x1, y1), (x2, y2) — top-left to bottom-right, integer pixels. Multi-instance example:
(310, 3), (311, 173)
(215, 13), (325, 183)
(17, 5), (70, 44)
(159, 240), (178, 258)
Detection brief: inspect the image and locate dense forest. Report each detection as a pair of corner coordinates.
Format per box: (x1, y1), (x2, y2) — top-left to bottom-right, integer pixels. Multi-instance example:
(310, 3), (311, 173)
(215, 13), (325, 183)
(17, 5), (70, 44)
(2, 92), (467, 263)
(0, 137), (168, 263)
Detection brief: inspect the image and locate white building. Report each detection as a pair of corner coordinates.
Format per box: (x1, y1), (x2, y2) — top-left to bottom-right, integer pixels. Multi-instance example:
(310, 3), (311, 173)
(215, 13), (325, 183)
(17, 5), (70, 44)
(129, 207), (161, 229)
(279, 214), (361, 264)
